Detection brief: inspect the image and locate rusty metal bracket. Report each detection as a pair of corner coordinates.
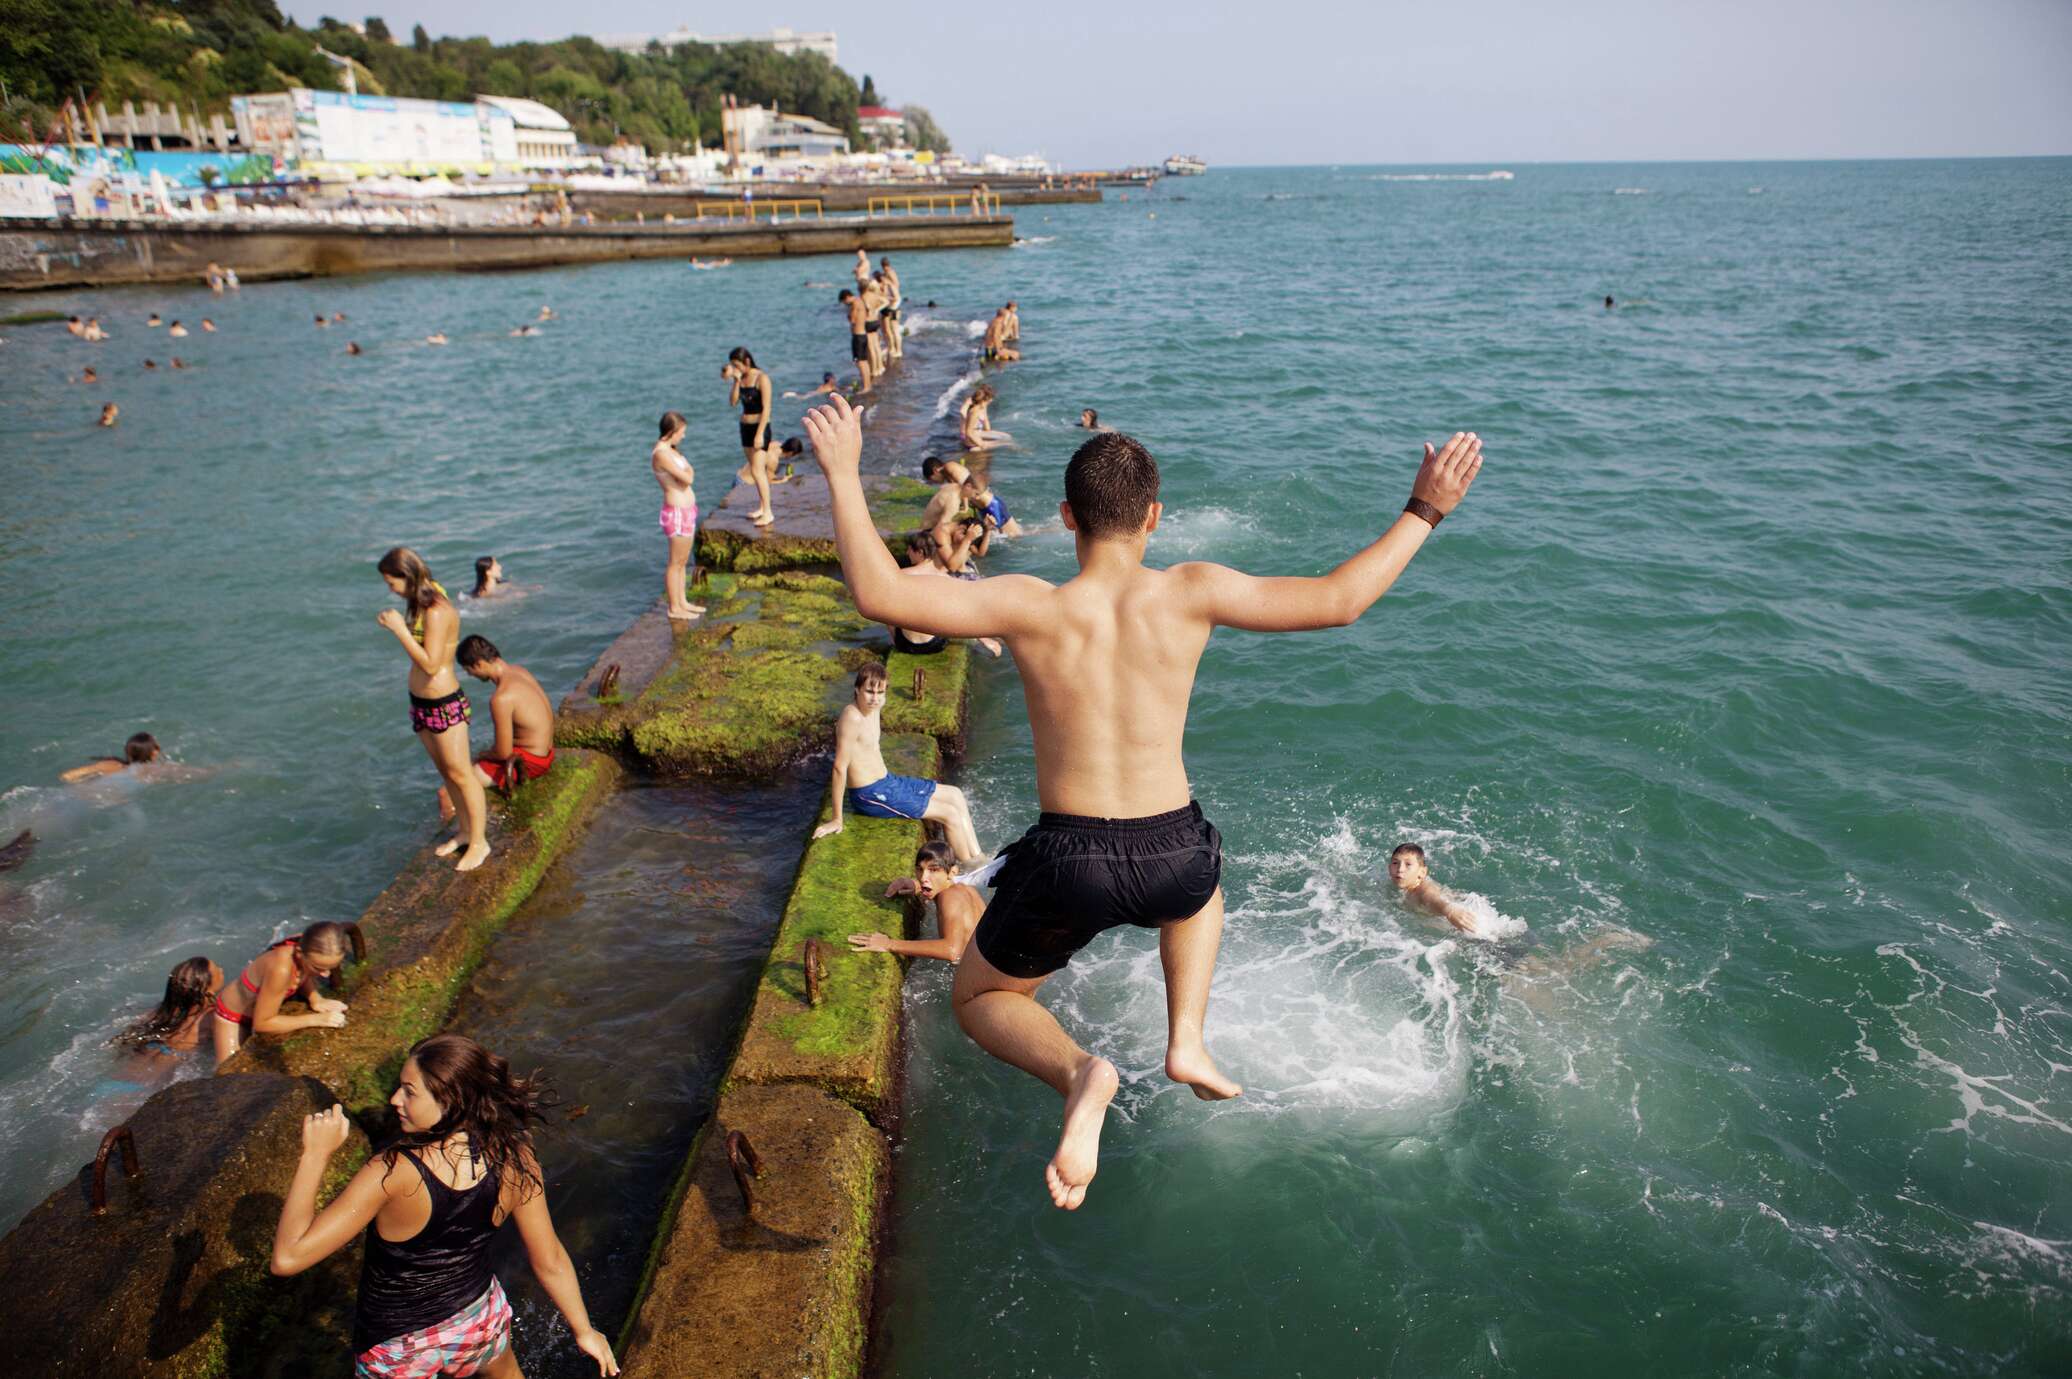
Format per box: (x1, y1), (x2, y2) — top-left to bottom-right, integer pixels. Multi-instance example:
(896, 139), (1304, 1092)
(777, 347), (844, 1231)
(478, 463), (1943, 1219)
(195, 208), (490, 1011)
(803, 938), (825, 1009)
(726, 1130), (763, 1214)
(912, 667), (927, 703)
(595, 663), (622, 700)
(90, 1124), (139, 1216)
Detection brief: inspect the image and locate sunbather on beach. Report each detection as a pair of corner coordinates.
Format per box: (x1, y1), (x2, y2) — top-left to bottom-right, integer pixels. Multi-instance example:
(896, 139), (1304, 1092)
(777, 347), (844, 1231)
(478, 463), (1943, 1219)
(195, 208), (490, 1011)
(851, 840), (986, 962)
(803, 394), (1483, 1210)
(652, 411), (706, 621)
(812, 663), (985, 861)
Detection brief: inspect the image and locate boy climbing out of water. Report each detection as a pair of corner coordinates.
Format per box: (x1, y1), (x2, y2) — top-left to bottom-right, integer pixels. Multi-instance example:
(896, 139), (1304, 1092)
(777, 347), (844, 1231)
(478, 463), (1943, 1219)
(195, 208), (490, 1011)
(438, 637), (556, 819)
(802, 393), (1483, 1210)
(850, 840), (987, 962)
(812, 663), (985, 862)
(1386, 843), (1482, 934)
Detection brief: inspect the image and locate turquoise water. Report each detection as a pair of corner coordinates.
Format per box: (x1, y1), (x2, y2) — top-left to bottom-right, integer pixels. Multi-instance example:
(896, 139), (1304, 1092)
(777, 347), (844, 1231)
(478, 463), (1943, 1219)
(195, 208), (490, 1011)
(874, 162), (2072, 1378)
(1, 159), (2068, 1377)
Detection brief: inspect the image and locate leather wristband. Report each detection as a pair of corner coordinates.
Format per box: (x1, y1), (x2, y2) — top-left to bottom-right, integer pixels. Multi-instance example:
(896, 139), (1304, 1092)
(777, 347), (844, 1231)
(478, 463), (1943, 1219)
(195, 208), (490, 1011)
(1404, 497), (1445, 528)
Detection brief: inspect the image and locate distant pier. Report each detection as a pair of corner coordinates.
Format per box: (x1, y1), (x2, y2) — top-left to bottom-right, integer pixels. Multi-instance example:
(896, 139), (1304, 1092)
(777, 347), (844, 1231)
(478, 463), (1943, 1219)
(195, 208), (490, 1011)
(0, 213), (1014, 291)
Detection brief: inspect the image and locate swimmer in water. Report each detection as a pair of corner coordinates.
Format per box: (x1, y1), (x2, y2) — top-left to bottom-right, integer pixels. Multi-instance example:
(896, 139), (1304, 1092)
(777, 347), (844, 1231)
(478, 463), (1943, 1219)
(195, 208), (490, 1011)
(201, 318), (216, 332)
(171, 357), (187, 370)
(802, 397), (1484, 1209)
(1604, 295), (1615, 309)
(346, 342), (363, 356)
(426, 332), (448, 346)
(315, 315), (329, 328)
(377, 547), (491, 872)
(651, 410), (706, 620)
(852, 840), (986, 962)
(61, 732), (161, 782)
(538, 305), (556, 320)
(116, 956), (223, 1059)
(1078, 408), (1111, 431)
(168, 320), (188, 338)
(148, 313), (162, 327)
(785, 372), (841, 400)
(98, 402), (118, 426)
(144, 359), (158, 370)
(814, 663), (986, 859)
(1385, 843), (1483, 933)
(510, 324), (541, 337)
(471, 556), (506, 599)
(77, 366), (98, 384)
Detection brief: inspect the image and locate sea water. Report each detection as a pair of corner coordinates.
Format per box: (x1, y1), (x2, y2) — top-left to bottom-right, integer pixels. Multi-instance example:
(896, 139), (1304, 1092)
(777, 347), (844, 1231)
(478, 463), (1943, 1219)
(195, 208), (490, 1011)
(873, 161), (2072, 1378)
(1, 161), (2068, 1377)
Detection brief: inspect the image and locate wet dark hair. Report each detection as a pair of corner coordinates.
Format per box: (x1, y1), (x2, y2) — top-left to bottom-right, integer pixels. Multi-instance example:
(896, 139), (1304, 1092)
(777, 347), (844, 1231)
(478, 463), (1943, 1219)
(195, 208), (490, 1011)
(905, 531), (936, 562)
(1081, 408), (1098, 425)
(839, 289), (855, 302)
(377, 547), (443, 616)
(457, 634), (499, 668)
(1391, 843), (1427, 863)
(659, 409), (686, 439)
(1063, 433), (1160, 541)
(728, 346), (756, 369)
(921, 456), (946, 480)
(474, 555), (495, 581)
(822, 371), (835, 383)
(779, 437), (804, 456)
(855, 662), (888, 689)
(125, 732), (161, 763)
(384, 1033), (552, 1203)
(914, 840), (957, 874)
(115, 956), (214, 1049)
(299, 920), (350, 960)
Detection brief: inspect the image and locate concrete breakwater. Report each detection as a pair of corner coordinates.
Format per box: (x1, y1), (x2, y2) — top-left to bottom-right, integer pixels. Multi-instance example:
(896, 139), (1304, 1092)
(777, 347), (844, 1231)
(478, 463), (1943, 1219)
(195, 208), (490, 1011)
(0, 320), (981, 1377)
(569, 182), (1100, 219)
(0, 214), (1012, 291)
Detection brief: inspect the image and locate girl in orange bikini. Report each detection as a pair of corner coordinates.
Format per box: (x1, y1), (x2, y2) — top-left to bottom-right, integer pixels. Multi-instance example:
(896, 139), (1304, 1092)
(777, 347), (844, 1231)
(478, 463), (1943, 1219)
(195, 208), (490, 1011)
(210, 921), (352, 1063)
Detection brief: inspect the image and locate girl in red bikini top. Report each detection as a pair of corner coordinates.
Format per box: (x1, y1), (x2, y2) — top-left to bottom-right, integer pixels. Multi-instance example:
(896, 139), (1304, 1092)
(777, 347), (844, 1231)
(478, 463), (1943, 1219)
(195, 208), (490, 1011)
(210, 920), (354, 1064)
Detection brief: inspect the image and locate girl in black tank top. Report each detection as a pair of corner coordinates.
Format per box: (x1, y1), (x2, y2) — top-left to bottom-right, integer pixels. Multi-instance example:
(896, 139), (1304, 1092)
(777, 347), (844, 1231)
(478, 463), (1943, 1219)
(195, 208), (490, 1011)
(269, 1033), (621, 1376)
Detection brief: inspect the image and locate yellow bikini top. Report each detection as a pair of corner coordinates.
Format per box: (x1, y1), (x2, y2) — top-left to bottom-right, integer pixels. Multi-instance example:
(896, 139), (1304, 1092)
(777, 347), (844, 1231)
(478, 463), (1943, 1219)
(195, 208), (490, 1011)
(409, 581), (449, 642)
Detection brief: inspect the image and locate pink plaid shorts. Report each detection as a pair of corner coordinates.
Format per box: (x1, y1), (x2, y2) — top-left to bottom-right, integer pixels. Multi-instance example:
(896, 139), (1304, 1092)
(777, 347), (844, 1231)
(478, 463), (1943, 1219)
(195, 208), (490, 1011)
(354, 1277), (512, 1378)
(660, 503), (698, 538)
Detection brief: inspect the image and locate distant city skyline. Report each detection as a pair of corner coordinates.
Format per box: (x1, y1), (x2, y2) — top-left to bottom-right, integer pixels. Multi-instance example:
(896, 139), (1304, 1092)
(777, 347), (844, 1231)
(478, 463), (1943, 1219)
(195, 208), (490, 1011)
(282, 1), (2072, 168)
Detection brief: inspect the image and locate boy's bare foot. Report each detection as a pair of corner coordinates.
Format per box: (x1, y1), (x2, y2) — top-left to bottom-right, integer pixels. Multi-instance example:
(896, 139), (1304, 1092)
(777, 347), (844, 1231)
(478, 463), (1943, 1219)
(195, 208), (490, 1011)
(687, 602), (707, 614)
(751, 513), (775, 527)
(667, 607), (697, 621)
(1046, 1055), (1118, 1211)
(455, 842), (491, 872)
(434, 835), (464, 857)
(1165, 1044), (1242, 1101)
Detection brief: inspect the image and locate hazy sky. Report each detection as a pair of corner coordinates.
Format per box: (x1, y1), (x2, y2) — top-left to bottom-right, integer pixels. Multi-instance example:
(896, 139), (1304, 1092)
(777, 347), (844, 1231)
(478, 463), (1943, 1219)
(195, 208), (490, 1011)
(283, 0), (2072, 167)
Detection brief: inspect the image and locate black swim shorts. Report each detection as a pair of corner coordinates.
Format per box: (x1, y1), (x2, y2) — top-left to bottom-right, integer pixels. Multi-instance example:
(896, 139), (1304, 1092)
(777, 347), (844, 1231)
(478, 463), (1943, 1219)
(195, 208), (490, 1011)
(973, 802), (1222, 979)
(739, 419), (763, 447)
(851, 332), (871, 361)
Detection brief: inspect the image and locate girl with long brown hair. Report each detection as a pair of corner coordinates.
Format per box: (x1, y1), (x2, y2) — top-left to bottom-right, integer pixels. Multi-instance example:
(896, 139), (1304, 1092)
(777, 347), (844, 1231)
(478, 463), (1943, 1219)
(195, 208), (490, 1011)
(271, 1034), (618, 1378)
(377, 547), (490, 872)
(210, 920), (352, 1063)
(116, 955), (223, 1056)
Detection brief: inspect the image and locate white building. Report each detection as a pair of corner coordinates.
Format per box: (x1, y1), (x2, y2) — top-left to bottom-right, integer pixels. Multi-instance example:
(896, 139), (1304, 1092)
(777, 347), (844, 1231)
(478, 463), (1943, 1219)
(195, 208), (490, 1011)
(475, 95), (578, 166)
(597, 25), (837, 63)
(232, 89), (516, 170)
(724, 104), (850, 160)
(857, 105), (905, 149)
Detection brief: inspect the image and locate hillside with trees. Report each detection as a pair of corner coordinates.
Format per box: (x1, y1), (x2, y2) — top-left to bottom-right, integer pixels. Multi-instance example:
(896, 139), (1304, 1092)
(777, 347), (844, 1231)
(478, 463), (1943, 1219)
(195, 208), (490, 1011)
(0, 1), (930, 153)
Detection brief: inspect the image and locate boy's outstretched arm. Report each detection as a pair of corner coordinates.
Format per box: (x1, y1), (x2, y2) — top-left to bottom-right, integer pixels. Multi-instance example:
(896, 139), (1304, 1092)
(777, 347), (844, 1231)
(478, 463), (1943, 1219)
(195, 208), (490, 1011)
(1182, 432), (1484, 632)
(803, 396), (1051, 639)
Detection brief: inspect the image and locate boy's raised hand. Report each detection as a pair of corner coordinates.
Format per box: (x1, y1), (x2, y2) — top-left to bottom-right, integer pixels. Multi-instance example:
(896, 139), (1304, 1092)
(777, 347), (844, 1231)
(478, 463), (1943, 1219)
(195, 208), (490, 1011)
(1410, 432), (1485, 516)
(804, 393), (864, 479)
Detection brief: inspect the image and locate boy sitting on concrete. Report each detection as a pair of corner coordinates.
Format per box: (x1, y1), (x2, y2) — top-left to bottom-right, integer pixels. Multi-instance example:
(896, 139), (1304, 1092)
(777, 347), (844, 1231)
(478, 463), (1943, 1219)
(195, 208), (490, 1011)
(812, 663), (984, 862)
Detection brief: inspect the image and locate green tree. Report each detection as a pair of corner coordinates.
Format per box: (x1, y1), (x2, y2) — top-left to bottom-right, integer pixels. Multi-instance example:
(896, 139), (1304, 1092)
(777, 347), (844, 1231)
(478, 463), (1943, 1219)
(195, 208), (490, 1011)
(902, 104), (950, 154)
(859, 73), (878, 106)
(364, 16), (391, 43)
(411, 22), (428, 52)
(482, 58), (522, 96)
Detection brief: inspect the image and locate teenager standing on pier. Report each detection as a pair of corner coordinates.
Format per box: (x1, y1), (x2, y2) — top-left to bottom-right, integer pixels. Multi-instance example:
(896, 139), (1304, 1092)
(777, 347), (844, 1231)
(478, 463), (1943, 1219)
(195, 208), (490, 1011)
(377, 548), (491, 872)
(724, 348), (775, 526)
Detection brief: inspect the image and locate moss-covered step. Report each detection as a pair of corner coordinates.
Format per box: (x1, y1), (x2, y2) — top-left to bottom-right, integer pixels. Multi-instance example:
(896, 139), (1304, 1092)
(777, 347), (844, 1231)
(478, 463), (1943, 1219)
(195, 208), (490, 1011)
(696, 471), (938, 572)
(557, 572), (891, 777)
(557, 574), (738, 715)
(223, 749), (619, 1114)
(615, 1083), (886, 1379)
(882, 639), (972, 760)
(726, 732), (938, 1117)
(0, 1073), (367, 1379)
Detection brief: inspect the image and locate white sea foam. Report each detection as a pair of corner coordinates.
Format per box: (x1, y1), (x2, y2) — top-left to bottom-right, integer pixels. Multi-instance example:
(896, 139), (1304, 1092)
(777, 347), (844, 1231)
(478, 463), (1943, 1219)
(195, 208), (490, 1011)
(932, 370), (979, 419)
(1614, 187), (1648, 195)
(1012, 235), (1056, 246)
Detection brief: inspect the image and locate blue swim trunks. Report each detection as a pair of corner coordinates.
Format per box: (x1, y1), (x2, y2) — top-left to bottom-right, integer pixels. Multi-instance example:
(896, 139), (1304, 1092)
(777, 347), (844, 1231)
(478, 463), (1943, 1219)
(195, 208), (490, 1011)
(846, 773), (937, 820)
(982, 496), (1010, 527)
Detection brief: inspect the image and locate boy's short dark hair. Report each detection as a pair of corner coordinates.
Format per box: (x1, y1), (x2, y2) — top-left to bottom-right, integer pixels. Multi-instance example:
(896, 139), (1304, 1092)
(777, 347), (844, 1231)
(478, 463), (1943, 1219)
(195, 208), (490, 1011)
(855, 662), (888, 689)
(914, 840), (957, 873)
(457, 634), (499, 668)
(1391, 843), (1427, 863)
(1063, 432), (1160, 540)
(779, 437), (804, 456)
(921, 456), (946, 480)
(125, 732), (160, 763)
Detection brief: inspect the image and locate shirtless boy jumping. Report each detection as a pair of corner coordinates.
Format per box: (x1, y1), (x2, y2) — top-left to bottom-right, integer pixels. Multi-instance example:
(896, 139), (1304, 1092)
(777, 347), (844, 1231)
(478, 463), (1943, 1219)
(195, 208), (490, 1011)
(802, 393), (1483, 1210)
(813, 662), (985, 861)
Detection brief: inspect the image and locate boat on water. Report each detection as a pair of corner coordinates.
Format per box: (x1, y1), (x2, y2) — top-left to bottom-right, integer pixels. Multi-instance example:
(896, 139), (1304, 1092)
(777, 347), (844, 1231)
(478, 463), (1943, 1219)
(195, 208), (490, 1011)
(1163, 154), (1207, 176)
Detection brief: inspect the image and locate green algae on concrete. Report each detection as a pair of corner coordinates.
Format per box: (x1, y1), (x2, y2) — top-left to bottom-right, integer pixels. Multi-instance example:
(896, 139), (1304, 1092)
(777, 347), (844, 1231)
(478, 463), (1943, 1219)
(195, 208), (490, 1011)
(696, 472), (941, 574)
(883, 640), (972, 757)
(0, 1073), (367, 1379)
(615, 1083), (886, 1379)
(726, 732), (939, 1117)
(223, 750), (619, 1115)
(557, 574), (887, 777)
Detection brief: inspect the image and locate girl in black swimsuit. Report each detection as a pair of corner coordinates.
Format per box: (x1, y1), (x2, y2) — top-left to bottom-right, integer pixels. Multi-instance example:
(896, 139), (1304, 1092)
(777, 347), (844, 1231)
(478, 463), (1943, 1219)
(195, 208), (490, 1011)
(726, 347), (774, 526)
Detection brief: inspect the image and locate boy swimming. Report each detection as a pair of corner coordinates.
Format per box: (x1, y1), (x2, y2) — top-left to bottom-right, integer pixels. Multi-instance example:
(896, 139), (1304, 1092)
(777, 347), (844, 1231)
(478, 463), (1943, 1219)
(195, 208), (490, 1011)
(802, 394), (1482, 1209)
(1385, 843), (1483, 934)
(812, 663), (985, 862)
(60, 732), (161, 782)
